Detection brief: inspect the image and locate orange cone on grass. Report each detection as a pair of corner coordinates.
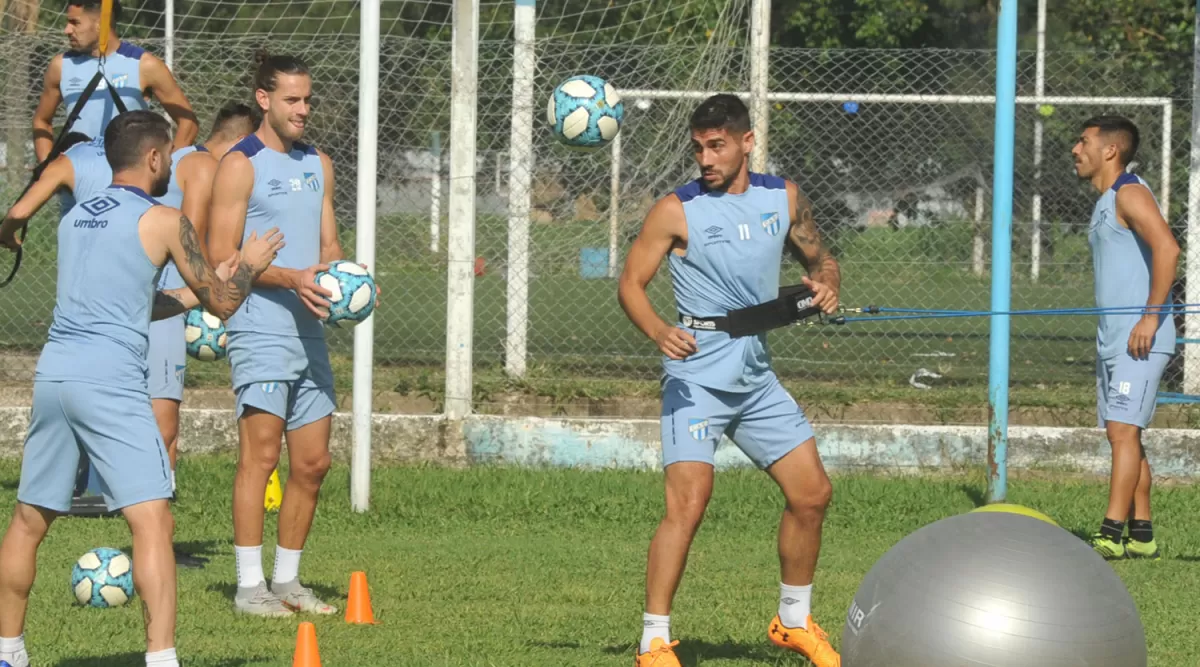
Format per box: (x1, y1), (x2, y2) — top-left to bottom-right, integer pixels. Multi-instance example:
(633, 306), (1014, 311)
(293, 621), (322, 667)
(345, 570), (377, 624)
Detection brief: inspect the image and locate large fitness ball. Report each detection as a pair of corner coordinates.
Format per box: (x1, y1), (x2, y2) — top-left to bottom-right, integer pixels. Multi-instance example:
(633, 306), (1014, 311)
(842, 510), (1146, 666)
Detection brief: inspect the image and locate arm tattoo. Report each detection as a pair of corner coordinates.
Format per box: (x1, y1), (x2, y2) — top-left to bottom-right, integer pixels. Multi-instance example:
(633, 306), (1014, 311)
(178, 214), (254, 313)
(788, 201), (841, 289)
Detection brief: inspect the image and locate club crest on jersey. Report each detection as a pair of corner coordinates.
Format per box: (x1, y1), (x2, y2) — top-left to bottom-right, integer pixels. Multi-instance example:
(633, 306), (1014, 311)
(261, 382), (279, 394)
(761, 211), (780, 236)
(688, 418), (709, 441)
(303, 172), (320, 192)
(174, 364), (186, 385)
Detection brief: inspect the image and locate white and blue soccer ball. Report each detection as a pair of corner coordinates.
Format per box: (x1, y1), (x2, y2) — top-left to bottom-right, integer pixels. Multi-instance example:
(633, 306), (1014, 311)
(316, 260), (377, 327)
(546, 74), (624, 151)
(184, 307), (227, 361)
(71, 547), (134, 608)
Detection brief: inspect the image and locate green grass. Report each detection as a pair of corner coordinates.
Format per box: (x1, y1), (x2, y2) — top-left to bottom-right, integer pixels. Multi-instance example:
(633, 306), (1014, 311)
(4, 456), (1200, 666)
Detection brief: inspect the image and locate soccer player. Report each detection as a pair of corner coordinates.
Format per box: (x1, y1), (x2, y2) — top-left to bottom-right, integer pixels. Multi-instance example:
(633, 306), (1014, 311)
(207, 54), (343, 617)
(0, 110), (282, 667)
(1073, 115), (1179, 561)
(32, 0), (198, 163)
(618, 94), (842, 667)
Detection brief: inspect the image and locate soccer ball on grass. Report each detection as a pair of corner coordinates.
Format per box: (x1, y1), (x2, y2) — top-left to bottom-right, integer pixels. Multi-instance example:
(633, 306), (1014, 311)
(71, 547), (134, 608)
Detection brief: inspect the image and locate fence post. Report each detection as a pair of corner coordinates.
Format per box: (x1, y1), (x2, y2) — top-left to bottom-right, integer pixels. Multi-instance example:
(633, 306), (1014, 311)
(1186, 0), (1200, 395)
(445, 0), (479, 420)
(749, 0), (770, 173)
(1030, 0), (1045, 282)
(505, 0), (535, 379)
(987, 0), (1018, 504)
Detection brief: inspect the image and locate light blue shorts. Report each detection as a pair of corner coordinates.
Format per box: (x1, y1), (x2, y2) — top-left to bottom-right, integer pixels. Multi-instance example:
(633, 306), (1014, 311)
(229, 332), (335, 431)
(147, 313), (186, 402)
(18, 381), (172, 512)
(660, 374), (814, 469)
(1096, 352), (1171, 429)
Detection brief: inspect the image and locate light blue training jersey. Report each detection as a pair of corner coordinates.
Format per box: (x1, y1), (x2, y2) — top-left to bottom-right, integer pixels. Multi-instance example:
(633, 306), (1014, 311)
(155, 145), (207, 290)
(1089, 172), (1177, 360)
(59, 137), (112, 214)
(665, 172), (792, 393)
(36, 185), (163, 391)
(224, 134), (325, 339)
(59, 42), (150, 142)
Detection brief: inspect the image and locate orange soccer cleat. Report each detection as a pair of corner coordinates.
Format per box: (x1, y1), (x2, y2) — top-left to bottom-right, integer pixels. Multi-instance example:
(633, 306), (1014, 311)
(634, 638), (681, 667)
(768, 614), (841, 667)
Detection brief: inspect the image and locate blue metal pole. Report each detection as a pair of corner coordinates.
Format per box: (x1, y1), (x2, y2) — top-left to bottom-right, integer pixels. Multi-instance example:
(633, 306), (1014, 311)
(987, 0), (1018, 504)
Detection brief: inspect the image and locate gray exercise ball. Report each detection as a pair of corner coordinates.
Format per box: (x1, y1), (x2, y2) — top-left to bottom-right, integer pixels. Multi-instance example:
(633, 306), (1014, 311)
(841, 510), (1146, 667)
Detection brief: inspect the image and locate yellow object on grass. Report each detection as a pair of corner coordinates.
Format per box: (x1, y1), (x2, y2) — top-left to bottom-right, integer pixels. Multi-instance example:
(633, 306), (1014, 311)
(970, 503), (1057, 526)
(265, 468), (283, 512)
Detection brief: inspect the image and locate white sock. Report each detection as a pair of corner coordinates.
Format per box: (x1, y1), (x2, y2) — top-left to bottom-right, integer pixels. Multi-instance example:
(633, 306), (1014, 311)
(640, 613), (670, 654)
(272, 545), (303, 585)
(0, 635), (28, 667)
(170, 470), (176, 493)
(779, 582), (813, 628)
(145, 648), (179, 666)
(234, 544), (265, 588)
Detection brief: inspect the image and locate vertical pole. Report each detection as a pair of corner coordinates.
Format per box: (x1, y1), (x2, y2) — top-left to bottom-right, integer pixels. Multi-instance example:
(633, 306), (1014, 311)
(608, 131), (622, 278)
(748, 0), (770, 173)
(505, 0), (534, 378)
(350, 0), (380, 513)
(1030, 0), (1045, 281)
(987, 0), (1018, 504)
(973, 185), (986, 277)
(1161, 101), (1173, 218)
(445, 0), (479, 420)
(165, 0), (175, 71)
(431, 131), (441, 253)
(1186, 0), (1200, 395)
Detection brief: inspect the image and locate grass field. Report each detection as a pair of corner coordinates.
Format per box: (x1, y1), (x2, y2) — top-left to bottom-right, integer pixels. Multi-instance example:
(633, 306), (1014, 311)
(4, 455), (1199, 666)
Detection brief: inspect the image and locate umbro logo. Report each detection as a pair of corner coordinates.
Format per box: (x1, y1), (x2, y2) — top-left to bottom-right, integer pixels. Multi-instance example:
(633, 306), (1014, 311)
(704, 225), (722, 237)
(269, 179), (283, 189)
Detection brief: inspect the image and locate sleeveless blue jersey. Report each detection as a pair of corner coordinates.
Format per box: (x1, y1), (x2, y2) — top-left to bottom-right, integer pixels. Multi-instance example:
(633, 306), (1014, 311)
(664, 173), (791, 392)
(155, 145), (208, 290)
(1089, 172), (1176, 360)
(59, 42), (150, 142)
(59, 137), (112, 214)
(36, 185), (163, 390)
(224, 134), (325, 339)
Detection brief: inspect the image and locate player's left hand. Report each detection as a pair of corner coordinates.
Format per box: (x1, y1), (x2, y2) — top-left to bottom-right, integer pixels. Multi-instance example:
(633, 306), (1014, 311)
(0, 221), (22, 252)
(1128, 315), (1158, 360)
(801, 276), (839, 314)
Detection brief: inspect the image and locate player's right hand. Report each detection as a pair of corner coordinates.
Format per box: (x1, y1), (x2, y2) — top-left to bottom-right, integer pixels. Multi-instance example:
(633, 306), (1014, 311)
(297, 263), (335, 320)
(0, 222), (21, 252)
(655, 325), (698, 360)
(242, 228), (286, 274)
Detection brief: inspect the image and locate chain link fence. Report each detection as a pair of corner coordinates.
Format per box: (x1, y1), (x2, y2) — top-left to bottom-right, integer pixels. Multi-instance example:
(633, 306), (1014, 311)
(0, 1), (1194, 423)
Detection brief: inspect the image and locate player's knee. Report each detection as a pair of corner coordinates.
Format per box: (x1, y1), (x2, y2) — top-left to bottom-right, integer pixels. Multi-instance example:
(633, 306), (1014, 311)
(9, 504), (54, 541)
(665, 486), (712, 528)
(124, 500), (174, 540)
(787, 476), (832, 517)
(240, 444), (282, 475)
(290, 450), (332, 487)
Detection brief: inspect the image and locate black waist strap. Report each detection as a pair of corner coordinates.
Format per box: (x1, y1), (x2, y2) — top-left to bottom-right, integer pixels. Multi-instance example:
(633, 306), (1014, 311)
(679, 283), (822, 338)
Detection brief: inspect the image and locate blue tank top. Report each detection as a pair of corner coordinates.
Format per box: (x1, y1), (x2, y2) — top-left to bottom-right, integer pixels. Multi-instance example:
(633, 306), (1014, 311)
(36, 185), (163, 390)
(1089, 172), (1176, 360)
(59, 42), (150, 142)
(59, 137), (112, 214)
(224, 134), (325, 339)
(664, 173), (791, 392)
(155, 145), (208, 290)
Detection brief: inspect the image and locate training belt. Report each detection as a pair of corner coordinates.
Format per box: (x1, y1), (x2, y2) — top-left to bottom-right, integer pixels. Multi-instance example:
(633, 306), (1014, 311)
(679, 283), (823, 338)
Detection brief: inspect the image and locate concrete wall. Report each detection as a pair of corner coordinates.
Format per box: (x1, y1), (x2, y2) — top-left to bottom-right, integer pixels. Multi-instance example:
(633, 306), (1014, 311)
(2, 407), (1197, 479)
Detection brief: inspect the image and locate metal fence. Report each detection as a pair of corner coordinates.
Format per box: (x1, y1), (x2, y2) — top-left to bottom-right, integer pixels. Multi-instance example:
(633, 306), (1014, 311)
(0, 0), (1194, 423)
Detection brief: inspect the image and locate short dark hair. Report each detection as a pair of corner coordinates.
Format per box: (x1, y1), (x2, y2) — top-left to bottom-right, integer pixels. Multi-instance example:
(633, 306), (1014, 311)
(689, 94), (751, 135)
(104, 110), (172, 172)
(210, 101), (261, 138)
(1082, 115), (1140, 165)
(253, 49), (310, 93)
(67, 0), (122, 25)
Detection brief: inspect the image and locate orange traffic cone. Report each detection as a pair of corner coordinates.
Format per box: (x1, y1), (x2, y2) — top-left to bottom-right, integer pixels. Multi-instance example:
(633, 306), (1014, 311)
(293, 621), (322, 667)
(345, 570), (377, 624)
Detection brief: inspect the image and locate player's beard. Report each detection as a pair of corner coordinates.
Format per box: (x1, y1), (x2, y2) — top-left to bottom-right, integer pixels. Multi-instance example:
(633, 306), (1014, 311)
(150, 168), (171, 197)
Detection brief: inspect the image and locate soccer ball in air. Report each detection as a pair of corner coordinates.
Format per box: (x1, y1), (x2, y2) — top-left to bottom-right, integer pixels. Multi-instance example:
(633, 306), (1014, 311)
(71, 547), (134, 608)
(184, 307), (227, 361)
(547, 75), (624, 151)
(315, 260), (377, 327)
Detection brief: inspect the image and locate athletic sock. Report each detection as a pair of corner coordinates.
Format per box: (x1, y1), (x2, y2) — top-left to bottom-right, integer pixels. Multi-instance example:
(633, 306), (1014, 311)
(170, 470), (176, 494)
(0, 634), (27, 667)
(1129, 519), (1154, 543)
(1100, 518), (1125, 542)
(640, 613), (670, 654)
(272, 545), (303, 585)
(779, 582), (813, 629)
(234, 544), (265, 588)
(145, 648), (179, 667)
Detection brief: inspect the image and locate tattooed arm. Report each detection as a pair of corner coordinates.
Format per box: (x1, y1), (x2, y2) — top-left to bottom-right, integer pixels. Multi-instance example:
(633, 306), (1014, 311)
(151, 289), (197, 321)
(785, 180), (841, 314)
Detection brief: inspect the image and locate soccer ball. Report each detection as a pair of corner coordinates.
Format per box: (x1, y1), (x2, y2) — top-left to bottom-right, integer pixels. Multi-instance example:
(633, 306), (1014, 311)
(184, 307), (227, 361)
(315, 260), (377, 327)
(546, 75), (624, 151)
(71, 547), (134, 608)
